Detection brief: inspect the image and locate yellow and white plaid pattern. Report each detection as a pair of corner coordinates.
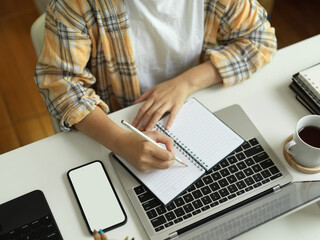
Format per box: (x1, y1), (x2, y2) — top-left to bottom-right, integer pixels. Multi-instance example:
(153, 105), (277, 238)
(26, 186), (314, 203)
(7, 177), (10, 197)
(35, 0), (276, 131)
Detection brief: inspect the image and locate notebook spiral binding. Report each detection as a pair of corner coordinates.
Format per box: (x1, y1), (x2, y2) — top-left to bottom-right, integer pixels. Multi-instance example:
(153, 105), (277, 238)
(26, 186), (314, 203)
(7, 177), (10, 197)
(173, 142), (203, 170)
(156, 123), (208, 170)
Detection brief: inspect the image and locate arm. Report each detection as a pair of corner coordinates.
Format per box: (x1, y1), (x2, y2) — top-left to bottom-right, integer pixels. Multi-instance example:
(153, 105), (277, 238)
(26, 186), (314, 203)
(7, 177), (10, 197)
(132, 0), (276, 130)
(74, 106), (176, 172)
(35, 1), (175, 171)
(204, 0), (277, 86)
(34, 0), (109, 131)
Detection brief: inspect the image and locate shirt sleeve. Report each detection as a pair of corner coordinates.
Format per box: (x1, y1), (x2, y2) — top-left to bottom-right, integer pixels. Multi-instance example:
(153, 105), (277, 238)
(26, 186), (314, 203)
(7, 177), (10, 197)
(205, 0), (277, 86)
(34, 0), (109, 131)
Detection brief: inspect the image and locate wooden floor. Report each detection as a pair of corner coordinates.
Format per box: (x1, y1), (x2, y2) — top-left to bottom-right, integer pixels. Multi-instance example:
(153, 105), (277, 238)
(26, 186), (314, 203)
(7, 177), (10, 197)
(0, 0), (55, 154)
(270, 0), (320, 49)
(0, 0), (319, 154)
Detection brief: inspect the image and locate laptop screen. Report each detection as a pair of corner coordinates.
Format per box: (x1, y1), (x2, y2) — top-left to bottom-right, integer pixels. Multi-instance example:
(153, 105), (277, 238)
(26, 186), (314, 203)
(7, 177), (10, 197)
(179, 181), (320, 240)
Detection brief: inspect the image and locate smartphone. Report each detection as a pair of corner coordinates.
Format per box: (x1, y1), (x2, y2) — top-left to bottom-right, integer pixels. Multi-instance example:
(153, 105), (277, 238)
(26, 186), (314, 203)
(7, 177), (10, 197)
(67, 161), (127, 234)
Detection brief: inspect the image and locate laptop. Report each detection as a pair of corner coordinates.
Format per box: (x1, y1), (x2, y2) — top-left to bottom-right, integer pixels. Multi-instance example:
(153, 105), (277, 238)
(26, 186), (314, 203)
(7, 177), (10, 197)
(110, 104), (293, 240)
(0, 190), (63, 240)
(178, 181), (320, 240)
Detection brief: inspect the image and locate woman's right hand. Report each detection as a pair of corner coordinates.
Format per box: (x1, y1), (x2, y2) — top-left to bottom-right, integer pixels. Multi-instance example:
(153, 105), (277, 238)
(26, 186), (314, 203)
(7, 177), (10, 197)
(74, 106), (175, 172)
(115, 130), (176, 172)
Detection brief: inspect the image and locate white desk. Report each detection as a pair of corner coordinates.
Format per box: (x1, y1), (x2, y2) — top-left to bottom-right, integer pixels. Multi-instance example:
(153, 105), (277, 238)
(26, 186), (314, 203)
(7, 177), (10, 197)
(1, 35), (320, 240)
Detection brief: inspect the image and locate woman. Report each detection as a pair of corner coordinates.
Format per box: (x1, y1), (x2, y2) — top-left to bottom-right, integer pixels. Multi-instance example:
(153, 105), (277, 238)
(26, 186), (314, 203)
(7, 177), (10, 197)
(35, 0), (276, 172)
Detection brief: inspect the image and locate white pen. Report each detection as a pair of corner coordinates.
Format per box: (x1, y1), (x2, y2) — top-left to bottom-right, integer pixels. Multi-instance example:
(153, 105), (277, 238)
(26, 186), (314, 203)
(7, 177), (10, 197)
(121, 120), (188, 167)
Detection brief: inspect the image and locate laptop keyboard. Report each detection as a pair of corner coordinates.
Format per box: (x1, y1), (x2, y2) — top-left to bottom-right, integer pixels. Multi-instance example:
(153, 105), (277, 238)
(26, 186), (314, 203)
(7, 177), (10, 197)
(133, 138), (283, 232)
(1, 214), (62, 240)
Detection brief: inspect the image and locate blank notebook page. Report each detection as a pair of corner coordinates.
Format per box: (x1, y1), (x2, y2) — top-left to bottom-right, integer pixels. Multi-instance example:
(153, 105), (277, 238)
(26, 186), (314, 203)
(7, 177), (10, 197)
(158, 98), (244, 170)
(115, 143), (204, 205)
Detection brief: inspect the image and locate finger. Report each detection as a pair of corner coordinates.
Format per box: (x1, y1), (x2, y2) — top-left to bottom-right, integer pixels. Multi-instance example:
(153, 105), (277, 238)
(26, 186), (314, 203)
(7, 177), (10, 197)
(146, 132), (175, 160)
(130, 132), (174, 171)
(139, 102), (166, 131)
(145, 105), (169, 131)
(132, 98), (154, 127)
(137, 145), (173, 171)
(154, 131), (175, 153)
(151, 158), (175, 170)
(141, 147), (175, 170)
(165, 105), (180, 130)
(133, 89), (153, 104)
(93, 230), (101, 240)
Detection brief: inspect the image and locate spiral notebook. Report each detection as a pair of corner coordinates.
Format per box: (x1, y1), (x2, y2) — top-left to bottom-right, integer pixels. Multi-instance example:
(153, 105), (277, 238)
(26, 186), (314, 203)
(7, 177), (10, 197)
(298, 63), (320, 100)
(290, 63), (320, 114)
(114, 98), (244, 205)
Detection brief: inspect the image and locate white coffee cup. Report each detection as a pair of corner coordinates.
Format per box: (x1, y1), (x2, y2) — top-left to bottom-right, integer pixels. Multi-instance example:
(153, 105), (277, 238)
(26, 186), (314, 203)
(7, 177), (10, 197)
(285, 115), (320, 168)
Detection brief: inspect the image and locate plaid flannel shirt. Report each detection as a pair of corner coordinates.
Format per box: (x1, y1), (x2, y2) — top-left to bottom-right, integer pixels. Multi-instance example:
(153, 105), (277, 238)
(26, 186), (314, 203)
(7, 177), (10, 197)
(35, 0), (277, 131)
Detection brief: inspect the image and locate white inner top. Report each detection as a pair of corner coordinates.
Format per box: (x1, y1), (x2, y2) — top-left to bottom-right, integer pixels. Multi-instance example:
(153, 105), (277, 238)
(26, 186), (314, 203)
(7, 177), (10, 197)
(125, 0), (204, 93)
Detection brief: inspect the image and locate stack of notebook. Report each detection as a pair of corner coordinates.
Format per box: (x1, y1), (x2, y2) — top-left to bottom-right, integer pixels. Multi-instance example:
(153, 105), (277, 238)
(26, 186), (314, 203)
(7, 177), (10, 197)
(289, 63), (320, 114)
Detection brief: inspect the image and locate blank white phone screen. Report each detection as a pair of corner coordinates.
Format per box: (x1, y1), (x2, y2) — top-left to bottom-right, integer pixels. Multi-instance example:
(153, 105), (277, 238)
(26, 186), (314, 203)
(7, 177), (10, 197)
(68, 161), (126, 232)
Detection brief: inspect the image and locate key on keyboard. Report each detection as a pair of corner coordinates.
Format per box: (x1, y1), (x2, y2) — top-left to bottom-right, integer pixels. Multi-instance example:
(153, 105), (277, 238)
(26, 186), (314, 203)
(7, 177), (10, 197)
(133, 138), (283, 232)
(1, 214), (62, 240)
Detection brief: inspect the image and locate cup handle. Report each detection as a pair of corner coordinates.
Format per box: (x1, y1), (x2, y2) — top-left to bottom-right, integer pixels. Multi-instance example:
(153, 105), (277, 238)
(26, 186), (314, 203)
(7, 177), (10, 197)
(285, 140), (296, 156)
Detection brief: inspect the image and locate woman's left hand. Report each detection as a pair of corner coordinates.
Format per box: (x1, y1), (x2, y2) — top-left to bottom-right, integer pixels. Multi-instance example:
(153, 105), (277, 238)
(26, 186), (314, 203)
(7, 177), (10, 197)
(132, 76), (189, 131)
(132, 61), (222, 131)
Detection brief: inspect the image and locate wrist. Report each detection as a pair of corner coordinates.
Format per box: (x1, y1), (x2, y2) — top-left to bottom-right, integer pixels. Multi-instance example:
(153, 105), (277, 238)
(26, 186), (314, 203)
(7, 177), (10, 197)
(112, 129), (130, 155)
(178, 60), (222, 94)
